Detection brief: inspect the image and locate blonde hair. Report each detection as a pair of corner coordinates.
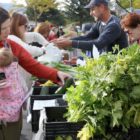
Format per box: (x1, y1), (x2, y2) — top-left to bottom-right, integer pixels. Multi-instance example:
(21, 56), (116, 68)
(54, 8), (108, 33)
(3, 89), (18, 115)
(34, 22), (50, 38)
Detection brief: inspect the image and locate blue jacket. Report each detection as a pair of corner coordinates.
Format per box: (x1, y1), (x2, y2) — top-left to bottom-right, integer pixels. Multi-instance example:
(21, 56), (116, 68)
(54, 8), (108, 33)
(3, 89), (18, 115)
(72, 15), (128, 54)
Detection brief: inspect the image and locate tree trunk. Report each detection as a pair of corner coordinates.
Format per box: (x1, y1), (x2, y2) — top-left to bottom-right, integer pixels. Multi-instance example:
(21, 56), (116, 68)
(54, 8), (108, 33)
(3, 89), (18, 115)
(33, 7), (37, 26)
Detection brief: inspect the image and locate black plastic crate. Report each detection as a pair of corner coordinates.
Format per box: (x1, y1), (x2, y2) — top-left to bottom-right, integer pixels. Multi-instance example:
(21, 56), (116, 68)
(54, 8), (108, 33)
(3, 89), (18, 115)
(43, 121), (140, 140)
(129, 128), (140, 140)
(32, 85), (59, 95)
(43, 105), (83, 140)
(93, 128), (140, 140)
(43, 121), (85, 140)
(45, 106), (67, 122)
(32, 79), (59, 95)
(31, 94), (63, 133)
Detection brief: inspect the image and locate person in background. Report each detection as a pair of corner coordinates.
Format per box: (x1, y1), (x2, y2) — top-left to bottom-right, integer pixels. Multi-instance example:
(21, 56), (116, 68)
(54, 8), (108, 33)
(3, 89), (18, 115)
(57, 27), (65, 37)
(9, 12), (48, 55)
(9, 12), (51, 89)
(81, 22), (93, 35)
(60, 26), (82, 65)
(28, 25), (35, 32)
(9, 12), (49, 49)
(48, 26), (59, 41)
(61, 25), (78, 39)
(34, 22), (51, 41)
(52, 0), (128, 57)
(0, 7), (70, 140)
(121, 13), (140, 45)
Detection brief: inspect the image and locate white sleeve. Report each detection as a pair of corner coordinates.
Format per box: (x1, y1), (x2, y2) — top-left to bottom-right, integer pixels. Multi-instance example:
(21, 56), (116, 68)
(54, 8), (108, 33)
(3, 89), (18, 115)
(24, 32), (49, 46)
(8, 35), (44, 57)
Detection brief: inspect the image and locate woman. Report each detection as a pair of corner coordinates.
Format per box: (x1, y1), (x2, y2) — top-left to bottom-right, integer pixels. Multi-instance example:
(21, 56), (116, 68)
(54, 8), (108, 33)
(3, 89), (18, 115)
(0, 7), (69, 140)
(121, 13), (140, 44)
(9, 12), (49, 56)
(9, 12), (60, 89)
(34, 22), (51, 41)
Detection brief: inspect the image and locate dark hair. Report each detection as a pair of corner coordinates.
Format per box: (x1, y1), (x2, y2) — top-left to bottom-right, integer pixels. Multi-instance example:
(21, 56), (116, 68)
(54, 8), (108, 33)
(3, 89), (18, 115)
(0, 7), (10, 32)
(121, 13), (140, 29)
(10, 12), (28, 40)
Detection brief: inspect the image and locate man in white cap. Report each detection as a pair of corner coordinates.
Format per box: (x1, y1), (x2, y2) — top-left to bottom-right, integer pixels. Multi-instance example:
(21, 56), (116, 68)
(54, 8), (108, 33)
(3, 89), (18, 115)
(52, 0), (128, 56)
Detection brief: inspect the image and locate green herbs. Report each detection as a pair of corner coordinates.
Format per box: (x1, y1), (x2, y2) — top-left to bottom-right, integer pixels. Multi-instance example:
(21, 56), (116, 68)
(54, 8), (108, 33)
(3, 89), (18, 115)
(48, 62), (77, 77)
(31, 62), (76, 81)
(65, 44), (140, 139)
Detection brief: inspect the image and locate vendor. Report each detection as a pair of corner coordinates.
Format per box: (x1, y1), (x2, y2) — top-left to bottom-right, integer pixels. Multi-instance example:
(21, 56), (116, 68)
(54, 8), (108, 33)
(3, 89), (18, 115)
(52, 0), (128, 56)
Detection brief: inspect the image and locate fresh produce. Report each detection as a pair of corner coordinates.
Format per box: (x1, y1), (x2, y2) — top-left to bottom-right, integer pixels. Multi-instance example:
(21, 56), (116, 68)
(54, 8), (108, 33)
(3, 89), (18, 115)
(40, 80), (55, 86)
(49, 62), (77, 77)
(55, 135), (73, 140)
(55, 78), (75, 94)
(65, 44), (140, 139)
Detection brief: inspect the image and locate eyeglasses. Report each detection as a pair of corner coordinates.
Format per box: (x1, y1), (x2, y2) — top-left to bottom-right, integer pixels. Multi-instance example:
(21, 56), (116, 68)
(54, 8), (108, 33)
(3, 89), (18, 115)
(24, 24), (28, 29)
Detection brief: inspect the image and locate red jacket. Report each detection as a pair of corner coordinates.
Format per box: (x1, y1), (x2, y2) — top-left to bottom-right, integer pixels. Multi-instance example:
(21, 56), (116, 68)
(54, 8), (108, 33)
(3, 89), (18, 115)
(0, 39), (59, 83)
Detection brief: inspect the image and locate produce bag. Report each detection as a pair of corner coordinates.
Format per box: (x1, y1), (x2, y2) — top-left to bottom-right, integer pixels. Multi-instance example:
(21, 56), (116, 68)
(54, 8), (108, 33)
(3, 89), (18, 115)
(37, 43), (62, 63)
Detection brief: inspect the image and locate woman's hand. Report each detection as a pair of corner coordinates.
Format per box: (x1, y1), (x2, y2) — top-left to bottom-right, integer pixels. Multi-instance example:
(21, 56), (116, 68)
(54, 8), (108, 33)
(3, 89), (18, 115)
(57, 71), (71, 86)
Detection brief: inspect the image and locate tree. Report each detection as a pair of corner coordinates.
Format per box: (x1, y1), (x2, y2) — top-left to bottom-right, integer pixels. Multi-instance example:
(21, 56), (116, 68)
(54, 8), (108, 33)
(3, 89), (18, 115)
(117, 0), (140, 9)
(64, 0), (93, 25)
(26, 7), (35, 21)
(25, 0), (58, 24)
(38, 8), (66, 26)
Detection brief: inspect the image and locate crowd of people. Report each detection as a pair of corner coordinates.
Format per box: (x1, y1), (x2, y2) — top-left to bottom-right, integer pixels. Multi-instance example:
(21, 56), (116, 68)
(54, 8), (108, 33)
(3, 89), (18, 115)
(0, 7), (69, 140)
(0, 0), (140, 139)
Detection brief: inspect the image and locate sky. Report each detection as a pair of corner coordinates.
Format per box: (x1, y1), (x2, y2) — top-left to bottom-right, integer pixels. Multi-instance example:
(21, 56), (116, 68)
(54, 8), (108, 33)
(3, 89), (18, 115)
(0, 0), (12, 3)
(0, 0), (26, 5)
(0, 0), (64, 4)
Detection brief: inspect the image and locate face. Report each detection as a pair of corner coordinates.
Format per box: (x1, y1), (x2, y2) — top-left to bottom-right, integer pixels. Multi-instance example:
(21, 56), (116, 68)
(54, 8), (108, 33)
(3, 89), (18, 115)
(90, 5), (104, 21)
(43, 32), (49, 40)
(18, 24), (28, 35)
(0, 18), (11, 41)
(124, 25), (140, 41)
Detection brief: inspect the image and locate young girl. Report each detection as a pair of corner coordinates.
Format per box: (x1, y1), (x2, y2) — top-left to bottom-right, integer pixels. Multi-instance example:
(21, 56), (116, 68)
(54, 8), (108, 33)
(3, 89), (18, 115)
(0, 7), (69, 140)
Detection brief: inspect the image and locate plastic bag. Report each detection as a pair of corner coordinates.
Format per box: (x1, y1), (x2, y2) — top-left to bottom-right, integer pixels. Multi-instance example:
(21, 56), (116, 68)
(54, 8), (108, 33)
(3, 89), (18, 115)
(32, 108), (47, 140)
(37, 43), (62, 63)
(92, 45), (99, 59)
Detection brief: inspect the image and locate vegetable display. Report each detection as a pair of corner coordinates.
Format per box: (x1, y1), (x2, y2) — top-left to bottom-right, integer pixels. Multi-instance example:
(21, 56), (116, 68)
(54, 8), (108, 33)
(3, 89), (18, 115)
(65, 44), (140, 140)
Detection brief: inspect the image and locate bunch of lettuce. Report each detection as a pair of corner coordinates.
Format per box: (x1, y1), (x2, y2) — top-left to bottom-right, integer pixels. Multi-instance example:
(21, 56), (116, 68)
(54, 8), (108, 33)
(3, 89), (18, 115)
(65, 44), (140, 140)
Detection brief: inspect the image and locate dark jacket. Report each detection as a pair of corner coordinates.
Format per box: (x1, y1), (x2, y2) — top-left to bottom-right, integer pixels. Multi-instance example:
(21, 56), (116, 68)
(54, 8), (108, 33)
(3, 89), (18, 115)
(72, 15), (128, 54)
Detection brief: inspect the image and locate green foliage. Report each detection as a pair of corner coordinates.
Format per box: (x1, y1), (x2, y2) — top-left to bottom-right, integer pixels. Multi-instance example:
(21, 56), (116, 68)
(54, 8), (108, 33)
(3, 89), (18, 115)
(26, 7), (66, 25)
(118, 0), (140, 9)
(65, 44), (140, 139)
(38, 8), (66, 26)
(25, 0), (57, 12)
(26, 7), (35, 21)
(64, 0), (93, 25)
(25, 0), (57, 24)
